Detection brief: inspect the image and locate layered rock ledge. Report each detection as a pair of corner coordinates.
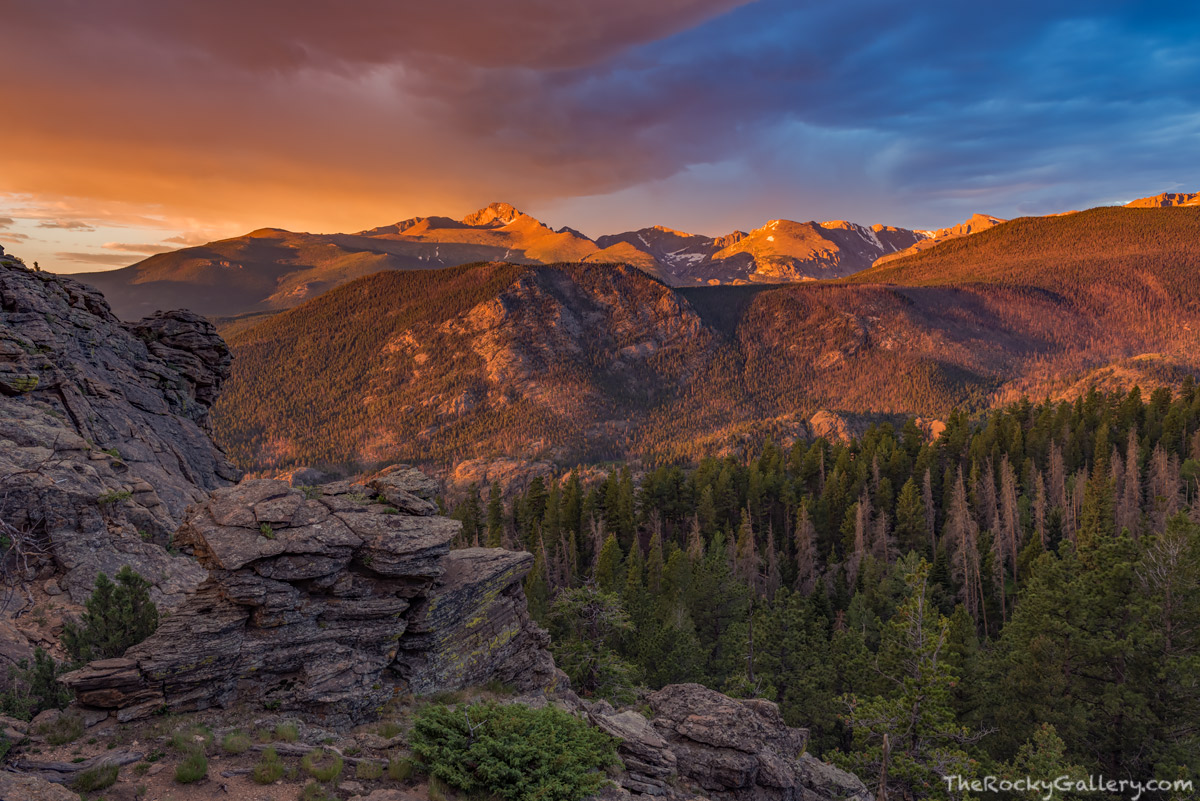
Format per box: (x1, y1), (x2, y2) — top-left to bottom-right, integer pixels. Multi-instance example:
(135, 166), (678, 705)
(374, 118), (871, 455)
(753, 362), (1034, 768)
(590, 683), (870, 801)
(62, 469), (562, 726)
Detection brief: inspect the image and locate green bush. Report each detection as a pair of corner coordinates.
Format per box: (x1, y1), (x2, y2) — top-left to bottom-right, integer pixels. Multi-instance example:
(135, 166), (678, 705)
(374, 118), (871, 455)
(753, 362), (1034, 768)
(62, 566), (159, 662)
(410, 701), (618, 801)
(1, 647), (74, 720)
(222, 730), (251, 754)
(301, 748), (343, 782)
(300, 781), (336, 801)
(253, 746), (285, 784)
(355, 760), (384, 779)
(275, 722), (299, 742)
(174, 749), (208, 783)
(71, 762), (119, 792)
(171, 723), (214, 752)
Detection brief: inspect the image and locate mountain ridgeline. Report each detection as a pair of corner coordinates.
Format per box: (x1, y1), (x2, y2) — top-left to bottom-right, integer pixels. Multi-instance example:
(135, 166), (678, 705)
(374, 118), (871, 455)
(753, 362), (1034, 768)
(212, 204), (1200, 474)
(76, 202), (930, 320)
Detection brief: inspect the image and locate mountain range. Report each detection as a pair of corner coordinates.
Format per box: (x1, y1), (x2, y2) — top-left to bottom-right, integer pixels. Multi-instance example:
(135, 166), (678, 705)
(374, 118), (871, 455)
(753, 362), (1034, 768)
(79, 202), (950, 320)
(209, 201), (1200, 475)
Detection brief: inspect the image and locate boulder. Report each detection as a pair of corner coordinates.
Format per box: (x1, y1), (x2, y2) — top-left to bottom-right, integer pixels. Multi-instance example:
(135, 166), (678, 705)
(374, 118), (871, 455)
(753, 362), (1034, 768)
(648, 683), (869, 801)
(589, 706), (677, 795)
(0, 772), (80, 801)
(63, 474), (560, 726)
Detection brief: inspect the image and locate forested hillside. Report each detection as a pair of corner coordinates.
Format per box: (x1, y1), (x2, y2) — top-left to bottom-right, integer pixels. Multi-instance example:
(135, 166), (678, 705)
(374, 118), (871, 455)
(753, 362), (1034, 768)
(214, 206), (1200, 474)
(448, 386), (1200, 798)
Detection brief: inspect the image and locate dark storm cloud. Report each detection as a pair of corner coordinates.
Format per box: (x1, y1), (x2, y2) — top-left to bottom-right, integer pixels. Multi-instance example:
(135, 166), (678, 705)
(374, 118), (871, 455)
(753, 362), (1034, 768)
(2, 0), (1198, 239)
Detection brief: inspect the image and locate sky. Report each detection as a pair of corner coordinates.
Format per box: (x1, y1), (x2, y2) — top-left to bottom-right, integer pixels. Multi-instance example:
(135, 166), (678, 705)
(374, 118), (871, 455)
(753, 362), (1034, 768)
(3, 0), (1199, 274)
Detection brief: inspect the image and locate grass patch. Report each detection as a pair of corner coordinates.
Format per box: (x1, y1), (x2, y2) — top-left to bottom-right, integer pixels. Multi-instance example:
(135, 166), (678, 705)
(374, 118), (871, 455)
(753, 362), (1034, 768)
(356, 760), (384, 780)
(252, 746), (285, 784)
(71, 763), (119, 792)
(221, 730), (251, 754)
(171, 723), (214, 753)
(275, 722), (299, 742)
(377, 720), (403, 738)
(301, 748), (344, 782)
(428, 775), (452, 801)
(174, 749), (208, 784)
(36, 712), (84, 746)
(424, 690), (464, 706)
(301, 781), (336, 801)
(388, 754), (417, 781)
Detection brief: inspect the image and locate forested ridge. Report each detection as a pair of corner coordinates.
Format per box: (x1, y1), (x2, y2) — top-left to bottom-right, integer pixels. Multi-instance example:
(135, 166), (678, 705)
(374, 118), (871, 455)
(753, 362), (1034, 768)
(212, 206), (1200, 474)
(447, 386), (1200, 799)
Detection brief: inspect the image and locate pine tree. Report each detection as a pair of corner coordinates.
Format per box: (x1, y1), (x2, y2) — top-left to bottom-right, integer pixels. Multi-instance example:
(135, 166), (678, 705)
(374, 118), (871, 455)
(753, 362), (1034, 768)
(62, 567), (159, 663)
(794, 502), (818, 594)
(486, 481), (504, 548)
(764, 523), (782, 600)
(922, 468), (937, 553)
(895, 477), (927, 556)
(594, 534), (624, 593)
(734, 509), (761, 595)
(546, 586), (637, 702)
(645, 532), (665, 596)
(999, 454), (1021, 577)
(944, 468), (982, 626)
(831, 559), (980, 800)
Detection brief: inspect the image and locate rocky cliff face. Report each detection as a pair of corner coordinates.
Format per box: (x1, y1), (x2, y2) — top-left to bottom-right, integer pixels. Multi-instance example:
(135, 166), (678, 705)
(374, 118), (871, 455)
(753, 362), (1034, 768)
(0, 258), (240, 667)
(61, 469), (562, 726)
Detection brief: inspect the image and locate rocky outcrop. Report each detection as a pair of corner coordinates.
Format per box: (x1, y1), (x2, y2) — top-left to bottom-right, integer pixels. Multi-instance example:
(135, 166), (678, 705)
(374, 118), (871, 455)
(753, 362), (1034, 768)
(0, 771), (81, 801)
(590, 684), (870, 801)
(0, 258), (239, 671)
(396, 548), (562, 695)
(1125, 191), (1200, 208)
(62, 474), (559, 726)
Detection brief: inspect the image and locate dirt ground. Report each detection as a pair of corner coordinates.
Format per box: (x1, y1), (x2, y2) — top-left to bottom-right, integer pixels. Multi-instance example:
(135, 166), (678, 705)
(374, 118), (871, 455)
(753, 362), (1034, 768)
(11, 703), (436, 801)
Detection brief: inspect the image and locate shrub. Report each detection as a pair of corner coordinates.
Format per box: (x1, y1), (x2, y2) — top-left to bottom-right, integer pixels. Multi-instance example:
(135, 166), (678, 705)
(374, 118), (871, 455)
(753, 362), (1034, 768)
(175, 749), (208, 783)
(355, 760), (384, 780)
(253, 746), (285, 784)
(376, 720), (403, 738)
(62, 566), (159, 662)
(387, 754), (416, 781)
(97, 489), (132, 505)
(275, 722), (299, 742)
(222, 730), (251, 754)
(301, 748), (343, 782)
(36, 711), (85, 745)
(171, 723), (214, 752)
(1, 647), (74, 721)
(410, 701), (618, 801)
(300, 781), (336, 801)
(71, 762), (119, 792)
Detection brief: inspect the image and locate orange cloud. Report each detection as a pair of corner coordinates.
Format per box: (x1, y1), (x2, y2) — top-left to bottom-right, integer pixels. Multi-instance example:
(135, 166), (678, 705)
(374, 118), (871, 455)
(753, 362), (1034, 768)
(0, 0), (749, 243)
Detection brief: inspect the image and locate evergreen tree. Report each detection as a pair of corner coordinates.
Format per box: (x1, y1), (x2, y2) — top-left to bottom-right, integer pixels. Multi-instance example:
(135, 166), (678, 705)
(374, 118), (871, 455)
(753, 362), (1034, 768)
(895, 477), (928, 556)
(593, 534), (624, 593)
(62, 567), (159, 663)
(486, 481), (504, 547)
(546, 587), (637, 703)
(832, 559), (980, 800)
